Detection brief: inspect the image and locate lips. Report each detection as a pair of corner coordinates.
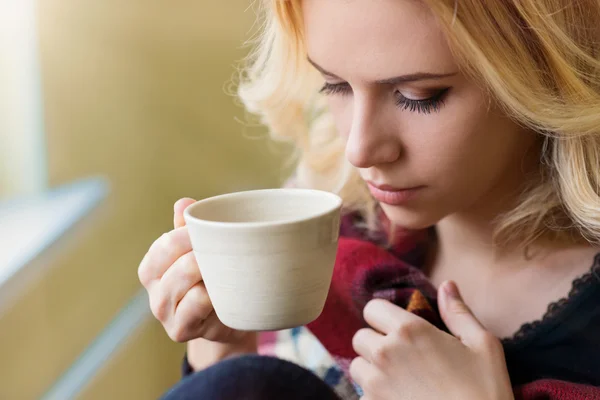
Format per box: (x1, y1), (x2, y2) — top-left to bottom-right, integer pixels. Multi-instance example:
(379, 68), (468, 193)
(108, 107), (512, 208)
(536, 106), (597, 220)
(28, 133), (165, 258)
(368, 182), (402, 192)
(366, 181), (423, 205)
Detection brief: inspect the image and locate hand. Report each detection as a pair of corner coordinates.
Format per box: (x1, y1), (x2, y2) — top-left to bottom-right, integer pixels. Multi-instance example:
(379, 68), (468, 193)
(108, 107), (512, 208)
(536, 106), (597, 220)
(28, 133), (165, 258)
(138, 198), (251, 345)
(350, 281), (514, 400)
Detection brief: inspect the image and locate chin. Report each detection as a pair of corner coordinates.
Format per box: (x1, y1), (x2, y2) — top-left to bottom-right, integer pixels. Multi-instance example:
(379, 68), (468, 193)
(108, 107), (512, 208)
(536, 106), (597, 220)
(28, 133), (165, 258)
(379, 203), (442, 230)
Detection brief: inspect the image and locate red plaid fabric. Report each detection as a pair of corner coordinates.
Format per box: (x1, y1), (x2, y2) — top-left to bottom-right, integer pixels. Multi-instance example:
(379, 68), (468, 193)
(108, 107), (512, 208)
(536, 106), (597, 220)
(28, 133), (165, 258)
(304, 212), (600, 399)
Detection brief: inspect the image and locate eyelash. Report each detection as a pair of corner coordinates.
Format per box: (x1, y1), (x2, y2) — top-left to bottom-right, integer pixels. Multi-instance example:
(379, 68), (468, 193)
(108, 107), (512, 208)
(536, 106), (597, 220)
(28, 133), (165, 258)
(319, 82), (449, 114)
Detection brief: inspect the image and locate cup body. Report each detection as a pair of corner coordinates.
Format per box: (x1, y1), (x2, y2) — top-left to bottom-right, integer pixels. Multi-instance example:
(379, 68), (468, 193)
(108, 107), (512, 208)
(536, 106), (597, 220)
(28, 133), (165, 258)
(184, 188), (342, 331)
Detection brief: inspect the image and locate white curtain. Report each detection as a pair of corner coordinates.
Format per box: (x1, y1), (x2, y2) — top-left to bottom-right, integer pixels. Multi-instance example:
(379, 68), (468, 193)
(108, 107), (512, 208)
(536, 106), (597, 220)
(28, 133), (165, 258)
(0, 0), (47, 198)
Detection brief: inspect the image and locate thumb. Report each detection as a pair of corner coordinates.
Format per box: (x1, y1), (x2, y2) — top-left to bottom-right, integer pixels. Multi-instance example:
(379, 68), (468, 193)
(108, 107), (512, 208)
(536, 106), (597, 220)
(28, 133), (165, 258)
(438, 280), (487, 347)
(173, 198), (196, 229)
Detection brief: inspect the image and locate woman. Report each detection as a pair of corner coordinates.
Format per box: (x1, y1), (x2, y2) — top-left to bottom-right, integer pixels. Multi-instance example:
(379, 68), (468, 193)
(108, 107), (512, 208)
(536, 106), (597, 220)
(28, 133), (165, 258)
(138, 0), (600, 398)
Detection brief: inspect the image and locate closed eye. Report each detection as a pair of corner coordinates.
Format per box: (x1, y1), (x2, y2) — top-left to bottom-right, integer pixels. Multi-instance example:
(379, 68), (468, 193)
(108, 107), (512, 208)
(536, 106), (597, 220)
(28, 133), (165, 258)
(319, 82), (352, 96)
(319, 81), (449, 114)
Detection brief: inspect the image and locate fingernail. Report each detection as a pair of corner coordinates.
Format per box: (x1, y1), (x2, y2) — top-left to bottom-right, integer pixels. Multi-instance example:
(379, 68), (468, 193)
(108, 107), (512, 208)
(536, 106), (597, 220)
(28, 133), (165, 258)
(444, 281), (462, 301)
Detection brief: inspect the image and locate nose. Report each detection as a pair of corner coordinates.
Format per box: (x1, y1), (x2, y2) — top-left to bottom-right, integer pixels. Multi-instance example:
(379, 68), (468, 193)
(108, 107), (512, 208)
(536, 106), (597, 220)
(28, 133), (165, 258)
(344, 94), (402, 169)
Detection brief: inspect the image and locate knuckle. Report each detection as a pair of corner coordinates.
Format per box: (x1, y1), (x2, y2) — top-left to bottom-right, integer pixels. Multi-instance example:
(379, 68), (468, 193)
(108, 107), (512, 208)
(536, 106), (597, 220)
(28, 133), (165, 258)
(154, 231), (185, 262)
(181, 253), (200, 279)
(179, 269), (196, 286)
(371, 343), (390, 366)
(153, 233), (169, 251)
(394, 320), (426, 341)
(138, 235), (169, 287)
(137, 263), (151, 287)
(197, 311), (226, 342)
(161, 233), (181, 257)
(362, 299), (376, 317)
(149, 293), (170, 322)
(349, 357), (362, 380)
(183, 250), (197, 263)
(363, 298), (383, 319)
(167, 325), (190, 343)
(196, 291), (214, 319)
(351, 331), (361, 352)
(363, 371), (383, 393)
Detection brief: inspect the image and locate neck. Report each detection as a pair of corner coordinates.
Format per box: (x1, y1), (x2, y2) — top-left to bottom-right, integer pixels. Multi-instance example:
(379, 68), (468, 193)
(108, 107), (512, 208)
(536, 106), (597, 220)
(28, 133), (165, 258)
(433, 208), (513, 270)
(429, 177), (536, 274)
(427, 186), (593, 282)
(436, 216), (496, 258)
(429, 140), (546, 272)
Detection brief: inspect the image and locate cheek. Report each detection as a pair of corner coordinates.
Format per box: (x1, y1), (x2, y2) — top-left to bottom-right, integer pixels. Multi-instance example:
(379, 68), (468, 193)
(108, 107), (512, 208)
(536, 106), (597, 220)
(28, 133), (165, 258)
(416, 97), (533, 200)
(402, 91), (498, 193)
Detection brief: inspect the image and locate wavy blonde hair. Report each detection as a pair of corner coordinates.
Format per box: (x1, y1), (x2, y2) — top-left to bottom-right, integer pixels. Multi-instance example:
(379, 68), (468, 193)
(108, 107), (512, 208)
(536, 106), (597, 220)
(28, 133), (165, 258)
(238, 0), (600, 246)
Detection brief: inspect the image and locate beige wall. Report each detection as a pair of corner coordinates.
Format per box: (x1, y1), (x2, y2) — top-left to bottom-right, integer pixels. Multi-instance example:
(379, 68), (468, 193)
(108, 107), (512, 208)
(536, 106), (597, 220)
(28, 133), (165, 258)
(0, 0), (290, 398)
(78, 319), (184, 400)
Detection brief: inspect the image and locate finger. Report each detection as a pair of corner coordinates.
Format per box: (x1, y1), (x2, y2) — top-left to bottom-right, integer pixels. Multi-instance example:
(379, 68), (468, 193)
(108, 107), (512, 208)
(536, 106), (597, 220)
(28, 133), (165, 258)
(438, 280), (487, 347)
(349, 356), (378, 393)
(138, 227), (192, 287)
(173, 282), (214, 335)
(363, 298), (422, 334)
(352, 328), (385, 363)
(174, 284), (238, 343)
(158, 251), (202, 312)
(174, 198), (196, 229)
(194, 309), (233, 343)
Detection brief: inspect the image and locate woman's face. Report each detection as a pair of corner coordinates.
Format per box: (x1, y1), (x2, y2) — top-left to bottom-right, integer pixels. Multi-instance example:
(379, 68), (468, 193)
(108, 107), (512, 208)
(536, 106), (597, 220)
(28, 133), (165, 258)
(303, 0), (540, 229)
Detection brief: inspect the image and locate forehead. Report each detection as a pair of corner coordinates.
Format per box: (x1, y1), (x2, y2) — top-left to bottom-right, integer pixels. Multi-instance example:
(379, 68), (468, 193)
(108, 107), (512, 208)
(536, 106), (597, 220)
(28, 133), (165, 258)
(301, 0), (457, 79)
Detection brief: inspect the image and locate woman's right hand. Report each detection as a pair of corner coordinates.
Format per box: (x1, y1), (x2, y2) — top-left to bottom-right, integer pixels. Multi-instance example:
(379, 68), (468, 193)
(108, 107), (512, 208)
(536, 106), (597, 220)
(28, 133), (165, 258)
(137, 198), (252, 345)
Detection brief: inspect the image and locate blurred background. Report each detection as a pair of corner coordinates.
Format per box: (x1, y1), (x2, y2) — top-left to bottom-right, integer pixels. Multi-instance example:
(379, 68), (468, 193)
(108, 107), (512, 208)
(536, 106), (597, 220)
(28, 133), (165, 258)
(0, 0), (291, 398)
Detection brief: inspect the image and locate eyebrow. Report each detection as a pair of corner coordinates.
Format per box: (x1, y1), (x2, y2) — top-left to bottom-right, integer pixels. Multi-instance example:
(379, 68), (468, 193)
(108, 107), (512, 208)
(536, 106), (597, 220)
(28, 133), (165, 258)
(307, 57), (458, 84)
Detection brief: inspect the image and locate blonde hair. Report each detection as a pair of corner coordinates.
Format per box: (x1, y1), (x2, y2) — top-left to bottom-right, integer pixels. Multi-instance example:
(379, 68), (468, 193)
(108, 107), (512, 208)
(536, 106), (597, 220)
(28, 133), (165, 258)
(238, 0), (600, 246)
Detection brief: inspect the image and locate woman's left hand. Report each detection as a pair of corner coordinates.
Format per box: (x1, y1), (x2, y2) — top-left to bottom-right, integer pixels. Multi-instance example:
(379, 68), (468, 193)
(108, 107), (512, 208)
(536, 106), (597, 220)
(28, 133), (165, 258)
(350, 281), (514, 400)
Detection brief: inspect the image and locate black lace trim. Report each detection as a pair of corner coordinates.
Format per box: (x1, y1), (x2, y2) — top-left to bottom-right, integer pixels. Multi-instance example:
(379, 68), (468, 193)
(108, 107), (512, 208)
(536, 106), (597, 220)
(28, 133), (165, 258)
(501, 253), (600, 347)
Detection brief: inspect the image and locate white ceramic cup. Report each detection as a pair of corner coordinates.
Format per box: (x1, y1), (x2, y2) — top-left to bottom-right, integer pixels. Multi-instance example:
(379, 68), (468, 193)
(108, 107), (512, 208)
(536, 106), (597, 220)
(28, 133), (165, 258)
(183, 188), (343, 331)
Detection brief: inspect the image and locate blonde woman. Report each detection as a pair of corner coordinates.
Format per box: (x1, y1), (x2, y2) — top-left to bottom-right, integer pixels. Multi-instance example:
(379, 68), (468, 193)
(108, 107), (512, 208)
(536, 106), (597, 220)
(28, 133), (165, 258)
(138, 0), (600, 399)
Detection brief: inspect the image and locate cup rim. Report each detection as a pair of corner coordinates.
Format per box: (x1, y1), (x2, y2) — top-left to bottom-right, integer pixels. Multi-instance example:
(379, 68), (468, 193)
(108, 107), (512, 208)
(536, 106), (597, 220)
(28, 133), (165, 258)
(183, 188), (343, 229)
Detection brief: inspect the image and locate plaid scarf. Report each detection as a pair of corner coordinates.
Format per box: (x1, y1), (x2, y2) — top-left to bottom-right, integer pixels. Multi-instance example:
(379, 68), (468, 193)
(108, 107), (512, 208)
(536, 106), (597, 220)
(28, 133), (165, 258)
(259, 213), (600, 399)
